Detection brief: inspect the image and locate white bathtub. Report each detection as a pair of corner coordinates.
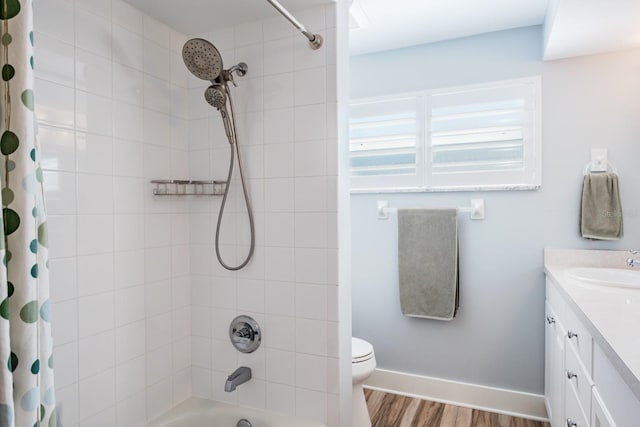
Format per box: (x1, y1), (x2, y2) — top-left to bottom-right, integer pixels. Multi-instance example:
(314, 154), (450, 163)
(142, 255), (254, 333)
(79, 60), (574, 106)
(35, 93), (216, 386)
(145, 397), (327, 427)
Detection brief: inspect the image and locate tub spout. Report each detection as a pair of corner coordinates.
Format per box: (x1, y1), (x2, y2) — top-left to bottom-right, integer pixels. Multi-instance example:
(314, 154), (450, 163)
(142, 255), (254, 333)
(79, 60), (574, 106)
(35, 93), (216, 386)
(225, 366), (252, 392)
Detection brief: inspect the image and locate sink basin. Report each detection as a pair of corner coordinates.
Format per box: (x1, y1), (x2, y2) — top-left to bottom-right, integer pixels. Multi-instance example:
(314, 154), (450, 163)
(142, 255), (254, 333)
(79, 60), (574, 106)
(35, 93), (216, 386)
(566, 267), (640, 289)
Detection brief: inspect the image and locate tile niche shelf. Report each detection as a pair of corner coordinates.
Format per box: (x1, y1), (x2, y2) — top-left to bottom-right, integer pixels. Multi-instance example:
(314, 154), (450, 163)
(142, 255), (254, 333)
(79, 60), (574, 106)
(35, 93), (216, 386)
(150, 180), (226, 196)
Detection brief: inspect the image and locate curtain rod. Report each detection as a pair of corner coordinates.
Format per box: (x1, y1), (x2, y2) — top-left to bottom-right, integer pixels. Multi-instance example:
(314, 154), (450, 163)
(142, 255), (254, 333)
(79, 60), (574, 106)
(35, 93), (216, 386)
(265, 0), (323, 49)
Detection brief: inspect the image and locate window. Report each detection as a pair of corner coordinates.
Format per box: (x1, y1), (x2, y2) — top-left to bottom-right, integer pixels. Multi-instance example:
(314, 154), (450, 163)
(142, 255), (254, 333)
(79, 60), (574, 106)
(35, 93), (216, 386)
(349, 77), (542, 192)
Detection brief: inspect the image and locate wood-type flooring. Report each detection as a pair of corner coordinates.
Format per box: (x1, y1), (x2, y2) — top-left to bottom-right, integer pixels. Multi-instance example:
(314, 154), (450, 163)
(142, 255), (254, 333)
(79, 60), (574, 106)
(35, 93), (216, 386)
(364, 388), (551, 427)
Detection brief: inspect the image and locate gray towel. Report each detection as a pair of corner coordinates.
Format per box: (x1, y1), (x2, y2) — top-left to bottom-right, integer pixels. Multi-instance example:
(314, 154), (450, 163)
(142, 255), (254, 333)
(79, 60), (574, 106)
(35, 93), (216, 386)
(398, 209), (459, 320)
(580, 173), (623, 240)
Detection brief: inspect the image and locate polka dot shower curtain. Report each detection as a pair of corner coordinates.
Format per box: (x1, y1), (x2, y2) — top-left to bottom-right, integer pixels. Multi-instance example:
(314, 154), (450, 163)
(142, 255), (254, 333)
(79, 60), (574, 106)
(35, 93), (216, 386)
(0, 1), (56, 426)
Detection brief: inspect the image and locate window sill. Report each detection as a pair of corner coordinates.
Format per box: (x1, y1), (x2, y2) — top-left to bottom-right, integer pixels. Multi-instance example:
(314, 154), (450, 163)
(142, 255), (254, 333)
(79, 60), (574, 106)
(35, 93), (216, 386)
(350, 184), (541, 194)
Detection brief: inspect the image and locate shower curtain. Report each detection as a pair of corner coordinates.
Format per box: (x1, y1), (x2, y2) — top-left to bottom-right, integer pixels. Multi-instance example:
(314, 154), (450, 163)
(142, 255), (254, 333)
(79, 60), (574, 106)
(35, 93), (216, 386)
(0, 1), (56, 426)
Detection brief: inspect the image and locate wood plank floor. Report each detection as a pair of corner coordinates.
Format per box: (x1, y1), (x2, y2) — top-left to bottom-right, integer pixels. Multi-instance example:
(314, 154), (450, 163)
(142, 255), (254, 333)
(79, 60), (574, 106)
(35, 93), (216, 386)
(364, 389), (551, 427)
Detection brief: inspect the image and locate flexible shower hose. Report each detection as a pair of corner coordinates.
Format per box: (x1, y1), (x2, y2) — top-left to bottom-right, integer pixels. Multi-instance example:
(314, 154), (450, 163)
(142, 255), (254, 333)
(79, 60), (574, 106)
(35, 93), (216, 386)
(214, 84), (255, 270)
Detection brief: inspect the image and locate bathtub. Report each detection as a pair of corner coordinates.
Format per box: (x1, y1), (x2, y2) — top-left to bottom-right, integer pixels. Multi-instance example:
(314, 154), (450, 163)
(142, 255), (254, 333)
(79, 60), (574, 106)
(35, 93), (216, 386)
(145, 397), (327, 427)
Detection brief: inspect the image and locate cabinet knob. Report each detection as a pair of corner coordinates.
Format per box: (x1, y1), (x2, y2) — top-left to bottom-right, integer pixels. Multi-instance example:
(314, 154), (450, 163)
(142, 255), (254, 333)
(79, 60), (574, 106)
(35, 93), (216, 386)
(566, 370), (577, 380)
(546, 315), (555, 325)
(566, 419), (577, 427)
(567, 331), (578, 340)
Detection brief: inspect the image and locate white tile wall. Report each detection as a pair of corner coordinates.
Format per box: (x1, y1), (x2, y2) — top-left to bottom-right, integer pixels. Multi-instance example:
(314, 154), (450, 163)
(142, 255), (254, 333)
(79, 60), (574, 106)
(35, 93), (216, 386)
(35, 1), (192, 426)
(36, 0), (341, 425)
(186, 5), (340, 425)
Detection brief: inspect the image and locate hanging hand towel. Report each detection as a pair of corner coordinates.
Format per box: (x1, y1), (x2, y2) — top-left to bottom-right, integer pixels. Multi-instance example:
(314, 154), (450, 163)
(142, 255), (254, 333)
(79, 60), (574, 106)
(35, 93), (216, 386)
(580, 173), (623, 240)
(398, 209), (459, 320)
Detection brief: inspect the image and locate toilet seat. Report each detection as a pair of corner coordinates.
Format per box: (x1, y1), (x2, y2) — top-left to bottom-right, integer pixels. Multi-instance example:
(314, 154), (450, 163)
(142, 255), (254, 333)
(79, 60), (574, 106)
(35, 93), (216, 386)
(352, 337), (374, 363)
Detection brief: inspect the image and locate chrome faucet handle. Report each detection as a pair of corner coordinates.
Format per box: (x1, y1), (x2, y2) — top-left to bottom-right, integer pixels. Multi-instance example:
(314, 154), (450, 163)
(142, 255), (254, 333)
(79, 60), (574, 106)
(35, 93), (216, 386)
(627, 257), (640, 267)
(229, 315), (261, 353)
(235, 327), (252, 337)
(232, 327), (252, 344)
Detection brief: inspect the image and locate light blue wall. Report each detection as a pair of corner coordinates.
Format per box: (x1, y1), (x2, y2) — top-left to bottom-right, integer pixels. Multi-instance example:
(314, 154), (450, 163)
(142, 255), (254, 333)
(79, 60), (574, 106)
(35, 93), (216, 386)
(350, 26), (640, 394)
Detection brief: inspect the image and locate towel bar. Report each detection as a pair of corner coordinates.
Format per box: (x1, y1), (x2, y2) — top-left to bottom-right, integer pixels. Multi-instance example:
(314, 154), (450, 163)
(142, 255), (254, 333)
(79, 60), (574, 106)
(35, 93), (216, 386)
(377, 199), (485, 220)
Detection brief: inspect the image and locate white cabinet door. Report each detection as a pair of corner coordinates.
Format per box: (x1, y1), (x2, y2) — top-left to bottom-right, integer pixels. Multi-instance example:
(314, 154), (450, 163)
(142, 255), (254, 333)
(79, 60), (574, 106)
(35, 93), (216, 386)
(592, 388), (616, 427)
(545, 301), (566, 427)
(565, 383), (589, 427)
(592, 345), (640, 427)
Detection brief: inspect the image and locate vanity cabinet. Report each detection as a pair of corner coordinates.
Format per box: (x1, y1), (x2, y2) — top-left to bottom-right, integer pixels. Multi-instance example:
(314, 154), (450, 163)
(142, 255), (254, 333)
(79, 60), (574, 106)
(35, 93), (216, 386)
(545, 278), (640, 427)
(545, 278), (593, 427)
(544, 301), (565, 427)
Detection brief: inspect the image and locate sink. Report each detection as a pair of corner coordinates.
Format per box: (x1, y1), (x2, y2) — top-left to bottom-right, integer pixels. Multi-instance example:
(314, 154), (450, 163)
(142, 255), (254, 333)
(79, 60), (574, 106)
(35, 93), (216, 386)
(566, 267), (640, 289)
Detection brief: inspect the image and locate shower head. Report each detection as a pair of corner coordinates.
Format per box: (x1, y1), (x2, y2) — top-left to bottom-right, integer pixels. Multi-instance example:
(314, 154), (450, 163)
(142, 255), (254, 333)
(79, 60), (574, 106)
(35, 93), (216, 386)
(182, 38), (223, 82)
(205, 85), (234, 141)
(204, 85), (227, 110)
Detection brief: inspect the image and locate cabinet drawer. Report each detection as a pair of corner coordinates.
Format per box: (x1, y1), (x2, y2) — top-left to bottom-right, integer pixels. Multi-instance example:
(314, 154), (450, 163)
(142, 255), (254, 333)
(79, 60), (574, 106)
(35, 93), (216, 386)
(547, 278), (592, 370)
(566, 343), (594, 418)
(563, 305), (593, 372)
(566, 382), (589, 427)
(592, 388), (616, 427)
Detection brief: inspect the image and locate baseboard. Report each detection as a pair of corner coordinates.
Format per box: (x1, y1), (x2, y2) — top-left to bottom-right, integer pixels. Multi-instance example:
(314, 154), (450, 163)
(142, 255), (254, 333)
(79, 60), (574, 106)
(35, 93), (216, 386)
(364, 368), (549, 422)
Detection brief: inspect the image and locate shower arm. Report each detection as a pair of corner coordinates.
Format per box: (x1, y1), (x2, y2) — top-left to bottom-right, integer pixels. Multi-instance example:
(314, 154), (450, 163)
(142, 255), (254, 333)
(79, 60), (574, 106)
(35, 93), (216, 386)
(265, 0), (323, 49)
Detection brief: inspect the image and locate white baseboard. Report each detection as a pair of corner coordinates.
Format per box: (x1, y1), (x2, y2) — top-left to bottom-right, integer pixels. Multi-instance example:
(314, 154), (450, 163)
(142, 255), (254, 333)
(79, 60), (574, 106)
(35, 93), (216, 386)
(364, 368), (549, 422)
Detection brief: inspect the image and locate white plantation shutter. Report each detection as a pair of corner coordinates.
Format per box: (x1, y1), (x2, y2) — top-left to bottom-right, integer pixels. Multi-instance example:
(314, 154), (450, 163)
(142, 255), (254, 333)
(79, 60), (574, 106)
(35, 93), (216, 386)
(349, 96), (422, 190)
(349, 77), (541, 192)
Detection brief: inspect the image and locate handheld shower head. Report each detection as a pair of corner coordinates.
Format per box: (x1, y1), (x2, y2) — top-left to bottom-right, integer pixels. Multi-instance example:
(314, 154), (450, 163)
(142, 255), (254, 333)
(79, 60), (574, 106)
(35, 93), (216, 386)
(182, 38), (223, 82)
(205, 85), (234, 141)
(204, 85), (227, 110)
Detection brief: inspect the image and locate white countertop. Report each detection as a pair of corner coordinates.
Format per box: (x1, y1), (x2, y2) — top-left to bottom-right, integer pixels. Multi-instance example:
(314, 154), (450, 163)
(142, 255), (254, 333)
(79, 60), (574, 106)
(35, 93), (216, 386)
(544, 248), (640, 401)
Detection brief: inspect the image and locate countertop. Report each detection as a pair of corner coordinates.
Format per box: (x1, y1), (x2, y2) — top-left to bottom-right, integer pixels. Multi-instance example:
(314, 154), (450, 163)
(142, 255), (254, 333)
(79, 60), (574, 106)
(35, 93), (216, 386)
(544, 248), (640, 401)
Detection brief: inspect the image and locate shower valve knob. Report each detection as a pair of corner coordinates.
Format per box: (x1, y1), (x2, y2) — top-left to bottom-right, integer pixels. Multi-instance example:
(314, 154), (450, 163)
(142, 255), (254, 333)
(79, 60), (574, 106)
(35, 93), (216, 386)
(229, 315), (261, 353)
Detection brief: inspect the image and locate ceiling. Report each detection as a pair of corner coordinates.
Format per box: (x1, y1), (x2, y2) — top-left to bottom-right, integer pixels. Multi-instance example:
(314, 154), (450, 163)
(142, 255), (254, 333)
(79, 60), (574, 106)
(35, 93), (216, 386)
(124, 0), (334, 37)
(124, 0), (640, 60)
(349, 0), (548, 55)
(543, 0), (640, 60)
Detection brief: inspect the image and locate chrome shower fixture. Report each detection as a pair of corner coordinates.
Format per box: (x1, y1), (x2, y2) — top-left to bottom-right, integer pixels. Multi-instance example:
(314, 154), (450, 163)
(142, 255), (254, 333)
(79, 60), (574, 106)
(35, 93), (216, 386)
(222, 63), (248, 85)
(204, 85), (234, 139)
(227, 63), (248, 76)
(182, 38), (223, 82)
(182, 38), (248, 85)
(204, 84), (227, 110)
(182, 38), (255, 271)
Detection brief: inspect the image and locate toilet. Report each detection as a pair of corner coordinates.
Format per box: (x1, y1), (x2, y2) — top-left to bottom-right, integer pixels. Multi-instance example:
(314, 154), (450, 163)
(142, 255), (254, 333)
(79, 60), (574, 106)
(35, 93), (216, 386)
(352, 337), (376, 427)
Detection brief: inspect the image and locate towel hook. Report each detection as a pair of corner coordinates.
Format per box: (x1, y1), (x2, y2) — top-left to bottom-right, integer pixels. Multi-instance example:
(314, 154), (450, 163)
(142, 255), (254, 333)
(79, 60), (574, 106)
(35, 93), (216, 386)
(377, 200), (390, 219)
(582, 162), (617, 176)
(583, 148), (617, 175)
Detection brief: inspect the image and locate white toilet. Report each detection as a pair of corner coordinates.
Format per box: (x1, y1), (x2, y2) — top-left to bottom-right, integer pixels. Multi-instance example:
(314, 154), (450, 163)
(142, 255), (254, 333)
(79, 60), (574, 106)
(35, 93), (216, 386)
(352, 337), (376, 427)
